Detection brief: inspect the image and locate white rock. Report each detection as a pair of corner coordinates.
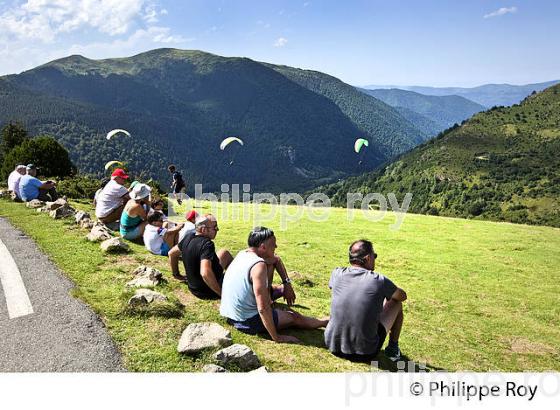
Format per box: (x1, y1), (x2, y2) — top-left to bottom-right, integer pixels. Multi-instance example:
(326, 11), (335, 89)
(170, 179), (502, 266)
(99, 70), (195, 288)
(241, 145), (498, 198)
(213, 344), (261, 371)
(249, 366), (269, 373)
(128, 289), (167, 306)
(26, 199), (44, 208)
(45, 198), (67, 211)
(177, 323), (232, 354)
(74, 210), (91, 224)
(126, 266), (163, 288)
(87, 224), (112, 242)
(100, 237), (129, 253)
(49, 204), (75, 219)
(202, 364), (227, 373)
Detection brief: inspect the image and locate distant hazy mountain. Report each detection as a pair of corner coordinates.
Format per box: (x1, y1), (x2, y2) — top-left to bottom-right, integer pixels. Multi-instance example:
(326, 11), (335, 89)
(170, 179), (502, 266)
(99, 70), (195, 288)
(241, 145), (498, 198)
(319, 83), (560, 227)
(0, 48), (427, 192)
(363, 80), (560, 107)
(360, 88), (485, 135)
(267, 65), (427, 156)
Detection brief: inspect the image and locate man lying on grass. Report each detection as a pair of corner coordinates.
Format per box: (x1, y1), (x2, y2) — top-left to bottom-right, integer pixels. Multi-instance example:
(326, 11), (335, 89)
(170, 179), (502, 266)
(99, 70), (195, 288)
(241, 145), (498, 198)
(168, 214), (233, 299)
(325, 239), (407, 362)
(220, 226), (328, 343)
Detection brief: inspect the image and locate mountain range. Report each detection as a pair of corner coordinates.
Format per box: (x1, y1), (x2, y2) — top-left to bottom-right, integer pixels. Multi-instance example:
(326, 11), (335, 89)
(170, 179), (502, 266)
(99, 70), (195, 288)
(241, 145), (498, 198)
(319, 83), (560, 227)
(363, 80), (560, 107)
(0, 48), (427, 192)
(359, 88), (486, 135)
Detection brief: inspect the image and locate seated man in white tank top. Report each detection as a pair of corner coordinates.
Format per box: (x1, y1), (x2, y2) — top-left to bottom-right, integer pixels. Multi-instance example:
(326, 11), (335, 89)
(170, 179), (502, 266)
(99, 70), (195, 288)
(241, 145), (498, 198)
(220, 226), (328, 343)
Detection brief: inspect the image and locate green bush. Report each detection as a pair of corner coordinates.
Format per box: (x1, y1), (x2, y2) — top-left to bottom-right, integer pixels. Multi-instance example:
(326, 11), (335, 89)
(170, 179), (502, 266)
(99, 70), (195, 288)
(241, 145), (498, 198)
(1, 135), (76, 179)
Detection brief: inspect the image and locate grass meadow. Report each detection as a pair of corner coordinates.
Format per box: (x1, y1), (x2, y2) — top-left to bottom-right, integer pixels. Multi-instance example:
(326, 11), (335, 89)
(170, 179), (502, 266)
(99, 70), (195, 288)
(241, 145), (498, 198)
(1, 197), (559, 372)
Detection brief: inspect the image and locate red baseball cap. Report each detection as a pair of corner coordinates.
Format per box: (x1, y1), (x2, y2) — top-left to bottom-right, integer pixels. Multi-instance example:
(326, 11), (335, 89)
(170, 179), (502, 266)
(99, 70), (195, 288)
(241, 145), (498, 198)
(185, 210), (198, 222)
(111, 168), (129, 179)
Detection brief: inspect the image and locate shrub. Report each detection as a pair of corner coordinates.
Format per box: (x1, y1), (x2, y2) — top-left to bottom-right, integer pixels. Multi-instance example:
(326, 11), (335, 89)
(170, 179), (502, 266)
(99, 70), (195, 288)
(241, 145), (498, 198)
(1, 135), (76, 179)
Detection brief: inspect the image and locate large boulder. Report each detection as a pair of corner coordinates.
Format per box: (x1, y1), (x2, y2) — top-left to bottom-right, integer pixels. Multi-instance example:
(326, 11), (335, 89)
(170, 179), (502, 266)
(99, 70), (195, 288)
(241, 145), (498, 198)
(128, 289), (168, 307)
(126, 266), (163, 288)
(74, 211), (91, 224)
(49, 204), (76, 219)
(177, 323), (232, 354)
(87, 224), (112, 242)
(213, 344), (261, 371)
(26, 199), (44, 208)
(202, 364), (227, 373)
(100, 237), (129, 253)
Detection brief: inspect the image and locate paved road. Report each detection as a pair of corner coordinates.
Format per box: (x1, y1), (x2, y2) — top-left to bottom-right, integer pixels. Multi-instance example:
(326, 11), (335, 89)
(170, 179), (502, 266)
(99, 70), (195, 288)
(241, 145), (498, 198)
(0, 217), (124, 371)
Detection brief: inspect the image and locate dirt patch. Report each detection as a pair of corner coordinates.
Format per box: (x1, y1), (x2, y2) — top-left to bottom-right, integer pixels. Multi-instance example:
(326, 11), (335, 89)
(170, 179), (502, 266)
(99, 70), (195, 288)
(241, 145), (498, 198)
(174, 288), (197, 307)
(504, 337), (556, 355)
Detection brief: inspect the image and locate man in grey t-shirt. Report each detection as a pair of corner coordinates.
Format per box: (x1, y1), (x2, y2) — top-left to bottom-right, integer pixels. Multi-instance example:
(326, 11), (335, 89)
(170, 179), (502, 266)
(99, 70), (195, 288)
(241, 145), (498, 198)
(325, 239), (407, 362)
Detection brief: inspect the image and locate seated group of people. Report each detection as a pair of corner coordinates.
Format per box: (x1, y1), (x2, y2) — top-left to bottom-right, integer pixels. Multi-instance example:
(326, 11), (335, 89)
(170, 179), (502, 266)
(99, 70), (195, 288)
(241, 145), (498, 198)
(7, 165), (407, 362)
(7, 164), (59, 202)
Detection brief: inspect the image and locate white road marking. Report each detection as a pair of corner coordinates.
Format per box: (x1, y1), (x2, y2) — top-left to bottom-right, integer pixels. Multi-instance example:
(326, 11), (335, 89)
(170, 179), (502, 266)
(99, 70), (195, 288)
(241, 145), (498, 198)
(0, 238), (34, 319)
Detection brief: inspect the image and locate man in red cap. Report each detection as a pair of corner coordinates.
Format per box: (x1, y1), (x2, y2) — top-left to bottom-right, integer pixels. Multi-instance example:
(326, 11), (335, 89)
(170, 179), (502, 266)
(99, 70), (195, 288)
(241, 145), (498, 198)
(95, 168), (131, 224)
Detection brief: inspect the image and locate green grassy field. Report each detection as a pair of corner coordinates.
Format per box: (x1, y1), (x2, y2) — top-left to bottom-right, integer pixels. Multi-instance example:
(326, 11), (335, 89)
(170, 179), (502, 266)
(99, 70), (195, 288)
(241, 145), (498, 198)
(1, 197), (559, 372)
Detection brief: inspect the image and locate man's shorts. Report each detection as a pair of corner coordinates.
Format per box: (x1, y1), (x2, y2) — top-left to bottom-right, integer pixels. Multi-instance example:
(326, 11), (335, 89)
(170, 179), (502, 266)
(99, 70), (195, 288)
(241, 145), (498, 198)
(160, 242), (170, 256)
(227, 310), (279, 335)
(332, 323), (388, 362)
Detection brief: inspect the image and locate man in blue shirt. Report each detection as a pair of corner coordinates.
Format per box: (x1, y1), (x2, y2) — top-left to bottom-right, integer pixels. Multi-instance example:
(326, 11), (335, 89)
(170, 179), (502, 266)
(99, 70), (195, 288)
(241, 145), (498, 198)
(19, 164), (59, 202)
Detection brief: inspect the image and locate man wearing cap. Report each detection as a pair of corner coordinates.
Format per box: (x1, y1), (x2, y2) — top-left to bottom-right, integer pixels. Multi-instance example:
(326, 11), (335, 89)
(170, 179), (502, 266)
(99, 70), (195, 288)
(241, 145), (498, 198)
(325, 239), (407, 362)
(168, 213), (233, 298)
(7, 165), (26, 200)
(95, 168), (131, 224)
(19, 164), (59, 202)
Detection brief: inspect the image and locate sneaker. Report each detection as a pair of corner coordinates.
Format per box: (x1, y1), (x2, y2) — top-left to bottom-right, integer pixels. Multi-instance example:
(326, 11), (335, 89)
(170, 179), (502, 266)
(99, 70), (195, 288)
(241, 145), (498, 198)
(384, 345), (401, 362)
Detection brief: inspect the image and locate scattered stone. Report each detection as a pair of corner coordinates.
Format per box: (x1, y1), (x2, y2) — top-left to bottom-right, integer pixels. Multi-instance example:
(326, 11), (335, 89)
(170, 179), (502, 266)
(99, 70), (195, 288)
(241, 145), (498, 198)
(249, 366), (269, 373)
(49, 204), (76, 219)
(128, 289), (167, 307)
(74, 210), (90, 224)
(26, 199), (45, 208)
(87, 224), (113, 242)
(44, 198), (68, 211)
(126, 265), (163, 288)
(202, 364), (227, 373)
(177, 322), (232, 354)
(100, 237), (129, 253)
(213, 344), (261, 371)
(79, 219), (95, 230)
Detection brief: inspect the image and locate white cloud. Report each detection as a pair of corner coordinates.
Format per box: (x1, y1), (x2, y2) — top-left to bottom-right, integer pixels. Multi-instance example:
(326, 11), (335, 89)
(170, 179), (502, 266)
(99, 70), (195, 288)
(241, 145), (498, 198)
(0, 1), (189, 75)
(483, 6), (517, 19)
(0, 0), (148, 42)
(273, 37), (288, 47)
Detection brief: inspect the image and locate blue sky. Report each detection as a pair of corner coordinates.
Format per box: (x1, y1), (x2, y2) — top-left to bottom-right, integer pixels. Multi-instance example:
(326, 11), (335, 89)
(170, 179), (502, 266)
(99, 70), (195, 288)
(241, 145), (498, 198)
(0, 0), (558, 86)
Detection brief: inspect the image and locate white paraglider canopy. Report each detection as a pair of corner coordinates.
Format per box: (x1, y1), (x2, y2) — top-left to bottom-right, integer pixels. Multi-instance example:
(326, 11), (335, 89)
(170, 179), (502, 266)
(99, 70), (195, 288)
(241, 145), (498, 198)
(220, 136), (244, 151)
(106, 129), (131, 140)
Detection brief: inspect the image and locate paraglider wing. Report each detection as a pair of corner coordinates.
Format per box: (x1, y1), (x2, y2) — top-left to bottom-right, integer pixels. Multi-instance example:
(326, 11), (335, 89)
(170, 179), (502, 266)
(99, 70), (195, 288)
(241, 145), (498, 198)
(106, 129), (131, 140)
(104, 160), (123, 170)
(220, 137), (244, 151)
(354, 138), (369, 153)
